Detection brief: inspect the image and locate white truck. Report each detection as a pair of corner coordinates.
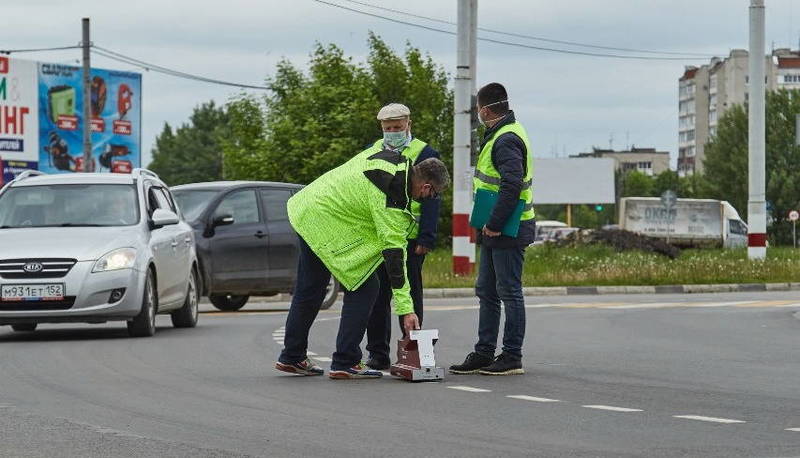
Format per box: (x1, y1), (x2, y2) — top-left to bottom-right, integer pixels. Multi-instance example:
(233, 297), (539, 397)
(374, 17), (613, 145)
(619, 197), (748, 248)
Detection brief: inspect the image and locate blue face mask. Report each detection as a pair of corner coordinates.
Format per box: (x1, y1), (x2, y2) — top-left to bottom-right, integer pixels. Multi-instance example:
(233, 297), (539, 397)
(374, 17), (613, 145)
(383, 131), (409, 150)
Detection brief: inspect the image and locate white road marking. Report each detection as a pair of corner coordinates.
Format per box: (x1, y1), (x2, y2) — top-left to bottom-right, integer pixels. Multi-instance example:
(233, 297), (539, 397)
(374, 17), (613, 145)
(275, 340), (284, 345)
(447, 386), (491, 393)
(307, 351), (317, 356)
(507, 395), (560, 403)
(315, 357), (332, 362)
(583, 405), (643, 412)
(785, 427), (800, 432)
(380, 371), (391, 377)
(673, 415), (745, 424)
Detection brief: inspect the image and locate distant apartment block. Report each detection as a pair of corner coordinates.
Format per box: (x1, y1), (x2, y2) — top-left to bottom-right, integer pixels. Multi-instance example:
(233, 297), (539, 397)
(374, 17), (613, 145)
(678, 48), (800, 176)
(571, 146), (670, 176)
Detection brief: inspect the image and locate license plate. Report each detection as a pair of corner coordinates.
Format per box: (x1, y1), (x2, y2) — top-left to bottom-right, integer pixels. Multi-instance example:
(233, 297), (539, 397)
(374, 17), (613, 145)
(1, 284), (65, 301)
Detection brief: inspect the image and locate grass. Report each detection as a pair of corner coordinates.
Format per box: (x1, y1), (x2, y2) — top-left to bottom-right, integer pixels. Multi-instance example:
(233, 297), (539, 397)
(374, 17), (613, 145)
(422, 244), (800, 288)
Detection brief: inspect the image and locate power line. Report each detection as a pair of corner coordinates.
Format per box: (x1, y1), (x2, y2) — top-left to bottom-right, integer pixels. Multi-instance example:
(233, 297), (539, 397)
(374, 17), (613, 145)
(311, 0), (709, 61)
(92, 45), (269, 90)
(0, 45), (81, 55)
(342, 0), (715, 58)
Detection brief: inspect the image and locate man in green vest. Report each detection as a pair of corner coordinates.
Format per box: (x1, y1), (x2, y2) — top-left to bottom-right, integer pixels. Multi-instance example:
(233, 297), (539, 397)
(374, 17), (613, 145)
(450, 82), (535, 376)
(275, 144), (450, 379)
(363, 103), (443, 370)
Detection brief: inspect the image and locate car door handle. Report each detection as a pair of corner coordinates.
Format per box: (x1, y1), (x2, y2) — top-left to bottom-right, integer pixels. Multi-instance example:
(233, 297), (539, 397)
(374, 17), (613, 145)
(254, 231), (267, 239)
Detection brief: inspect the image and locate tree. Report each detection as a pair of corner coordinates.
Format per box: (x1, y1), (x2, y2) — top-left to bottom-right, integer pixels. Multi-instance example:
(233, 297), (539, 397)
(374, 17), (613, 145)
(149, 101), (230, 186)
(223, 33), (454, 237)
(652, 170), (680, 197)
(621, 170), (654, 197)
(703, 89), (800, 244)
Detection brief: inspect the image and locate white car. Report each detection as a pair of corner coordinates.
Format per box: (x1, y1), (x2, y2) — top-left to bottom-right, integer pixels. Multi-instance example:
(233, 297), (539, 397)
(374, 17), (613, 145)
(0, 169), (199, 337)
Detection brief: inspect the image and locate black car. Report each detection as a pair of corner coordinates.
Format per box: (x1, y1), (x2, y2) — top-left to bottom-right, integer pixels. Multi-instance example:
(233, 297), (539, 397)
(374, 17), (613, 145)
(171, 181), (339, 311)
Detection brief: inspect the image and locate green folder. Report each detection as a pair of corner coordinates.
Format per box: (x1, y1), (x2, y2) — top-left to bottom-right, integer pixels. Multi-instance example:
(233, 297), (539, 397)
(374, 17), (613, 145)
(469, 188), (525, 237)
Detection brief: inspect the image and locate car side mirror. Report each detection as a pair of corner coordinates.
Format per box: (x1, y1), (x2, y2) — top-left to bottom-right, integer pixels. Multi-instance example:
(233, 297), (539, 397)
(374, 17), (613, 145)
(151, 208), (179, 228)
(212, 214), (235, 228)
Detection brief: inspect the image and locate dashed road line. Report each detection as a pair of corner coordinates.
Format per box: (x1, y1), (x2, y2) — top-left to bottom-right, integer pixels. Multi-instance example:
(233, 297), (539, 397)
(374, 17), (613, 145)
(447, 386), (491, 393)
(583, 405), (643, 412)
(673, 415), (745, 424)
(785, 427), (800, 432)
(507, 395), (560, 403)
(315, 357), (332, 362)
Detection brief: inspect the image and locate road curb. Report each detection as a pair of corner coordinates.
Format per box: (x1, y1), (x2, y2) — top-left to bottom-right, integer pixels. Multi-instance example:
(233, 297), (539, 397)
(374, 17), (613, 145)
(203, 282), (800, 304)
(420, 282), (800, 299)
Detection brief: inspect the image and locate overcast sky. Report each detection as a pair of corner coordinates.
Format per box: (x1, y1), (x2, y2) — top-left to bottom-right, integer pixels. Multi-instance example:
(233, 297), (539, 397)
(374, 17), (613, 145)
(5, 0), (799, 168)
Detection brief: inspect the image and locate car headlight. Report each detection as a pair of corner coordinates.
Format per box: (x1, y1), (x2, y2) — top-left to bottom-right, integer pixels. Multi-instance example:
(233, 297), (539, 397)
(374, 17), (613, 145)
(93, 248), (137, 272)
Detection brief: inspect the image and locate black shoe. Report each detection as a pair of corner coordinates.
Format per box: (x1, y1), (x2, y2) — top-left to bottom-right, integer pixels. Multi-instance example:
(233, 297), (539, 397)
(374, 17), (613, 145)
(479, 353), (524, 376)
(365, 357), (391, 371)
(449, 352), (494, 374)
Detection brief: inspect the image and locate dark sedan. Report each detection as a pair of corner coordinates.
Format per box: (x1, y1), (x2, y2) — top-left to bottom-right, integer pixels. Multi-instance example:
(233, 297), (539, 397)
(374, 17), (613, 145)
(171, 181), (339, 311)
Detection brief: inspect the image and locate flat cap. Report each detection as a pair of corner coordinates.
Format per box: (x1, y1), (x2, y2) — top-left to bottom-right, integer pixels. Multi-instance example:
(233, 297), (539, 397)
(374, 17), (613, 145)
(377, 103), (411, 120)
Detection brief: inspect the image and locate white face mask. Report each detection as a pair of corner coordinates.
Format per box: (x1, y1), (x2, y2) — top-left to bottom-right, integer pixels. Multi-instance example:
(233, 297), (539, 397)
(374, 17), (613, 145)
(383, 130), (409, 150)
(478, 99), (508, 127)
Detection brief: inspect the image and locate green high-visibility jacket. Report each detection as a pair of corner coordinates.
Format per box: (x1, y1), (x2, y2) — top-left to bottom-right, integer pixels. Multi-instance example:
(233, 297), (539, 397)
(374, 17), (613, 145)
(287, 150), (416, 315)
(359, 138), (428, 239)
(473, 121), (535, 222)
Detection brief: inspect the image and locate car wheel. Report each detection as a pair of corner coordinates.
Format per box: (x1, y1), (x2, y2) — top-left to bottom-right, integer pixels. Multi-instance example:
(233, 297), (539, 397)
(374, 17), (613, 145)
(171, 268), (199, 328)
(11, 323), (37, 332)
(127, 269), (157, 337)
(209, 294), (249, 312)
(320, 277), (340, 310)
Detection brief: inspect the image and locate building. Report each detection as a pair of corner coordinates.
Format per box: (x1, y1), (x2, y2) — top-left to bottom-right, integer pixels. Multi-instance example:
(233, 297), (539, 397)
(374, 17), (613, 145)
(678, 48), (800, 176)
(572, 146), (670, 176)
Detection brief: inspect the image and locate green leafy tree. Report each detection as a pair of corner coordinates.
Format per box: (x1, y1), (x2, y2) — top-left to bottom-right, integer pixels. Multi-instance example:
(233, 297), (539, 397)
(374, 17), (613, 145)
(652, 169), (680, 197)
(149, 101), (230, 186)
(223, 33), (454, 238)
(621, 170), (655, 197)
(703, 89), (800, 244)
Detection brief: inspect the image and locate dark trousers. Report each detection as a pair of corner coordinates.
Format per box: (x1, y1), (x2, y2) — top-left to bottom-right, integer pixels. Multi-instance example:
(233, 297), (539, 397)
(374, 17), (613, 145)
(279, 237), (380, 370)
(365, 239), (426, 363)
(474, 244), (526, 358)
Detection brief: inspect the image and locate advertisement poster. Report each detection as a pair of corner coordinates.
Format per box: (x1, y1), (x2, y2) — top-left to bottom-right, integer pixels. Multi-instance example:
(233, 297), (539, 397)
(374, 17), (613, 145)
(37, 63), (141, 174)
(0, 57), (39, 185)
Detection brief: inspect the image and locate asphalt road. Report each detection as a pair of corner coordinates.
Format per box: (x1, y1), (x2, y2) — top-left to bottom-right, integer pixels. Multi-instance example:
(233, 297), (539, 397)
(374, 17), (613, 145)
(1, 292), (799, 457)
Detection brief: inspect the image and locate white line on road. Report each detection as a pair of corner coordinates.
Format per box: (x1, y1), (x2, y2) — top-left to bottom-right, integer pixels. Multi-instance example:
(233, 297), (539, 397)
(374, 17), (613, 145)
(507, 395), (560, 403)
(448, 386), (491, 393)
(673, 415), (745, 424)
(785, 427), (800, 432)
(307, 351), (317, 356)
(315, 357), (332, 362)
(583, 405), (643, 412)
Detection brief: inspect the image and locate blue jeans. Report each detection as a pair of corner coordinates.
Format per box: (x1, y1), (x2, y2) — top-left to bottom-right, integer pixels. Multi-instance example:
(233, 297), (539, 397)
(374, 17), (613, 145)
(474, 244), (526, 358)
(279, 237), (380, 370)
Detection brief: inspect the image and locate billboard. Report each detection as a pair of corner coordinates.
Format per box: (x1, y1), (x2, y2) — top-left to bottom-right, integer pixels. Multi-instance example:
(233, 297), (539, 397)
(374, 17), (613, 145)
(38, 64), (141, 174)
(0, 57), (39, 185)
(532, 158), (616, 204)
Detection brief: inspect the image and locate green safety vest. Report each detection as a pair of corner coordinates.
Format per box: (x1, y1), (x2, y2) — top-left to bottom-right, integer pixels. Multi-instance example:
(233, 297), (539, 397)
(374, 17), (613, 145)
(473, 122), (535, 223)
(360, 138), (428, 239)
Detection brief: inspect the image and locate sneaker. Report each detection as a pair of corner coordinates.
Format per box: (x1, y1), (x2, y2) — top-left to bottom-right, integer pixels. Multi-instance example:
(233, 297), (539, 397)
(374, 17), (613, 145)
(479, 353), (524, 376)
(275, 358), (324, 376)
(329, 362), (383, 379)
(365, 357), (391, 371)
(448, 352), (494, 374)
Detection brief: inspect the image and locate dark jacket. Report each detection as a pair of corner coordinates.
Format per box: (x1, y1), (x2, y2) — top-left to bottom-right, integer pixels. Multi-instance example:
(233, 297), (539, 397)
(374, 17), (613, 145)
(413, 144), (442, 249)
(479, 111), (536, 249)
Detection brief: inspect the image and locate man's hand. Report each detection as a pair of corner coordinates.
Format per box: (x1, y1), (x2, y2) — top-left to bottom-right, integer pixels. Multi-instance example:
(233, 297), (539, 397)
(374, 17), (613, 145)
(414, 244), (432, 255)
(402, 313), (420, 335)
(482, 225), (501, 237)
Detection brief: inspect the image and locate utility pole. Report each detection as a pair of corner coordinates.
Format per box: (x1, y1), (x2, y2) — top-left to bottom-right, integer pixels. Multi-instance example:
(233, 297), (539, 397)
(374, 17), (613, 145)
(81, 17), (93, 172)
(748, 0), (767, 259)
(452, 0), (477, 275)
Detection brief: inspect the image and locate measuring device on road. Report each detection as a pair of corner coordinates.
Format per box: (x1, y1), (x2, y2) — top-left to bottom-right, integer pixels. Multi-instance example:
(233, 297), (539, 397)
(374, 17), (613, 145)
(390, 329), (444, 382)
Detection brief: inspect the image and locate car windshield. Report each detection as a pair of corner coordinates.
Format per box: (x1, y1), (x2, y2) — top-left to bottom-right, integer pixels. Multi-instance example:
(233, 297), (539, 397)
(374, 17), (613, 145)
(172, 190), (219, 223)
(0, 184), (139, 228)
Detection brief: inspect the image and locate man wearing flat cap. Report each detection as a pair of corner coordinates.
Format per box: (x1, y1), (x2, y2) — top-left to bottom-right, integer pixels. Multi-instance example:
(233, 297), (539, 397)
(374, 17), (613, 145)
(361, 103), (443, 371)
